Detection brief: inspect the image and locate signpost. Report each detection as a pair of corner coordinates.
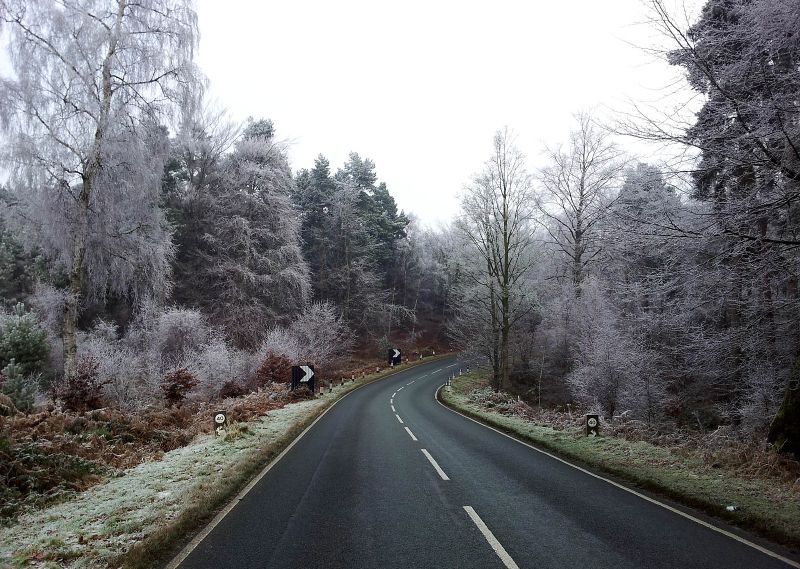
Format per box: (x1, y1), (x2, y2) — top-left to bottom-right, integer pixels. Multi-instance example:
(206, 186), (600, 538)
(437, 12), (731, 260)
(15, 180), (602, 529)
(213, 411), (227, 437)
(586, 414), (600, 437)
(291, 365), (315, 392)
(388, 348), (401, 367)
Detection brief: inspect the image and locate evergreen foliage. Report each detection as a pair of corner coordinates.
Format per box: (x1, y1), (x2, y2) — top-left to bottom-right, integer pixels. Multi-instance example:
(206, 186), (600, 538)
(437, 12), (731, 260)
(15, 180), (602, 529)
(0, 305), (50, 378)
(0, 360), (35, 414)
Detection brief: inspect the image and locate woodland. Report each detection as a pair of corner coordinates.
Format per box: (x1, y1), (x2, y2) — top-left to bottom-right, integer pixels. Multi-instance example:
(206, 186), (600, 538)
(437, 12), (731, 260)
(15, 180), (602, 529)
(0, 0), (798, 519)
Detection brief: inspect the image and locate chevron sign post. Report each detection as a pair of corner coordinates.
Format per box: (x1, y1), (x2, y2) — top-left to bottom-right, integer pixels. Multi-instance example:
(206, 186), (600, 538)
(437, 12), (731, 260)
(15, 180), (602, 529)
(291, 365), (315, 392)
(388, 348), (401, 367)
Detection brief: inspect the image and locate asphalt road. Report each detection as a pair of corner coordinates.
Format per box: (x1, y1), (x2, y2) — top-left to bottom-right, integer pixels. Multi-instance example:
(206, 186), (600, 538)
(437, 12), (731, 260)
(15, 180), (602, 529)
(175, 357), (798, 569)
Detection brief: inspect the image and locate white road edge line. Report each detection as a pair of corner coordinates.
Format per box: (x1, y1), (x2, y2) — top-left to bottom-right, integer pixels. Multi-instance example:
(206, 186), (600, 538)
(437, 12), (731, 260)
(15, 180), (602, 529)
(463, 506), (520, 569)
(404, 427), (418, 441)
(435, 385), (800, 569)
(391, 405), (396, 412)
(395, 414), (404, 424)
(163, 362), (433, 569)
(420, 448), (450, 480)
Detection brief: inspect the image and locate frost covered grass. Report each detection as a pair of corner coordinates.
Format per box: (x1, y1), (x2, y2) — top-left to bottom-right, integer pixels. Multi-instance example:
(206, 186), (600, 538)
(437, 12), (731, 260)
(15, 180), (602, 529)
(0, 356), (446, 568)
(440, 371), (800, 549)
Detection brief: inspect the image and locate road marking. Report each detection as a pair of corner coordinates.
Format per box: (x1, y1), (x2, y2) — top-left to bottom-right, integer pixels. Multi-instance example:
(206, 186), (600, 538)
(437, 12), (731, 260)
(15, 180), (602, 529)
(390, 398), (393, 404)
(406, 380), (415, 385)
(391, 405), (396, 412)
(164, 359), (442, 569)
(398, 387), (404, 391)
(395, 414), (404, 424)
(463, 506), (520, 569)
(392, 392), (397, 397)
(435, 386), (800, 569)
(404, 427), (418, 441)
(420, 449), (449, 480)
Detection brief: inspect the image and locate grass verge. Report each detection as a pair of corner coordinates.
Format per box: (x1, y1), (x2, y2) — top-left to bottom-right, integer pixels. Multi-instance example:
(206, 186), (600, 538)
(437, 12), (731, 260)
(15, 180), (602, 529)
(0, 355), (451, 569)
(439, 371), (800, 552)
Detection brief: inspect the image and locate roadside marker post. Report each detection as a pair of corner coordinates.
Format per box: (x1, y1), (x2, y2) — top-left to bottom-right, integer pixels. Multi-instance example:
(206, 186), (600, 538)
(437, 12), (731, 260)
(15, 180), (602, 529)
(213, 411), (227, 437)
(586, 414), (600, 437)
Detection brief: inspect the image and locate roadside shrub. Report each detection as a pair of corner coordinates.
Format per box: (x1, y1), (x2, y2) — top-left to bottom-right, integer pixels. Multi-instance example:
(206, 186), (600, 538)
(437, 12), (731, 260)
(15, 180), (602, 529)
(78, 323), (158, 412)
(263, 302), (354, 367)
(0, 360), (36, 413)
(218, 380), (247, 399)
(251, 352), (292, 390)
(60, 357), (108, 412)
(288, 385), (314, 401)
(161, 368), (198, 407)
(0, 392), (17, 416)
(187, 337), (256, 398)
(155, 308), (211, 364)
(0, 303), (50, 377)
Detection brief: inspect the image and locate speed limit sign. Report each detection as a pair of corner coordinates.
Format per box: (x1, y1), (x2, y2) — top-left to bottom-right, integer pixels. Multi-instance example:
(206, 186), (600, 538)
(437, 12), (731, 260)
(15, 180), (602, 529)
(213, 411), (227, 436)
(586, 414), (599, 437)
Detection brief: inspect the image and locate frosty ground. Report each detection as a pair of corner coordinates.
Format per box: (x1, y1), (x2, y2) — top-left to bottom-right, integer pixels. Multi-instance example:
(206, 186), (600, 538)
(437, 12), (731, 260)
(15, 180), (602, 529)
(0, 381), (357, 568)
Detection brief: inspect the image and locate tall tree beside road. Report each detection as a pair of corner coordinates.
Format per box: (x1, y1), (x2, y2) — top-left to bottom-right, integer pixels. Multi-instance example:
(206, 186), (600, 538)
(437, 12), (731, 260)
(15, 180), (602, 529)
(644, 0), (800, 453)
(178, 119), (310, 348)
(294, 153), (409, 334)
(0, 0), (202, 381)
(536, 113), (626, 291)
(456, 129), (537, 390)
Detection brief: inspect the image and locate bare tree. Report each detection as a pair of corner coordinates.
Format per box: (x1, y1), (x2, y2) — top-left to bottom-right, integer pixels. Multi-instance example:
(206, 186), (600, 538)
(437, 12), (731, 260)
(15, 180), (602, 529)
(456, 129), (537, 390)
(0, 0), (203, 381)
(536, 113), (626, 290)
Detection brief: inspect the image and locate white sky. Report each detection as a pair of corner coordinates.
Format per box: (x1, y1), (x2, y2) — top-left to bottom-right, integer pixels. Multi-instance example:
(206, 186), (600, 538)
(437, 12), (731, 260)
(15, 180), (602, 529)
(199, 1), (698, 225)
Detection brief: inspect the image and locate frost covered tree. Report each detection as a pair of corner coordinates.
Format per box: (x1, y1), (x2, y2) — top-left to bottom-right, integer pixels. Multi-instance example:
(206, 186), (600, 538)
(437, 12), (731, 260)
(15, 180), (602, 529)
(0, 0), (202, 381)
(187, 119), (311, 348)
(163, 103), (238, 309)
(635, 0), (800, 450)
(456, 129), (537, 390)
(294, 152), (409, 334)
(537, 113), (626, 290)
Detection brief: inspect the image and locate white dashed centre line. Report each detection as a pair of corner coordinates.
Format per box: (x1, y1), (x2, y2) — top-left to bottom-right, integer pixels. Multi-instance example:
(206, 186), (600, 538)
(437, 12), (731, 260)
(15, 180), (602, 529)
(404, 427), (418, 441)
(420, 449), (449, 480)
(392, 392), (397, 397)
(390, 398), (393, 404)
(395, 414), (404, 424)
(391, 405), (396, 413)
(463, 506), (520, 569)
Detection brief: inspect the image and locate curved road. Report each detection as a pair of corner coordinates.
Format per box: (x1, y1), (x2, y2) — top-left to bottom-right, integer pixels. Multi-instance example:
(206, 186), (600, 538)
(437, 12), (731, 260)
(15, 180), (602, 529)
(174, 357), (798, 569)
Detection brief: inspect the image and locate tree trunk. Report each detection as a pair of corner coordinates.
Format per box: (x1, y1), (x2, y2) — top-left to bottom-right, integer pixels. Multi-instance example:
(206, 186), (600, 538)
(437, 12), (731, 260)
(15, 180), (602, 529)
(489, 279), (500, 391)
(500, 284), (510, 391)
(63, 181), (91, 380)
(767, 353), (800, 455)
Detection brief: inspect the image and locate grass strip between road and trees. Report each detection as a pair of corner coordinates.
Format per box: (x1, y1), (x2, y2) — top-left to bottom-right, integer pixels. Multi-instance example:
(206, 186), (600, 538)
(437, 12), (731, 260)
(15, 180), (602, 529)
(0, 355), (451, 569)
(438, 371), (800, 552)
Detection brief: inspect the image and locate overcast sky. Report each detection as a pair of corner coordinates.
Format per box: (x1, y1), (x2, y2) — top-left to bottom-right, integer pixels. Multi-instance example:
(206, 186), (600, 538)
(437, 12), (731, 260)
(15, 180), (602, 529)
(196, 0), (698, 226)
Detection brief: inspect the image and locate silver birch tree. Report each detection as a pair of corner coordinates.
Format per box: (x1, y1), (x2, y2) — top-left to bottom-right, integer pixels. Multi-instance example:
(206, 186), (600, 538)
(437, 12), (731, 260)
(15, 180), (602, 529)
(0, 0), (202, 381)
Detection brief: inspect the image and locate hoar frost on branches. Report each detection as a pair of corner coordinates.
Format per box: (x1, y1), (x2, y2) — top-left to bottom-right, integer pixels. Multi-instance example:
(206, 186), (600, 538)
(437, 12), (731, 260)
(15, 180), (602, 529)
(0, 0), (204, 382)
